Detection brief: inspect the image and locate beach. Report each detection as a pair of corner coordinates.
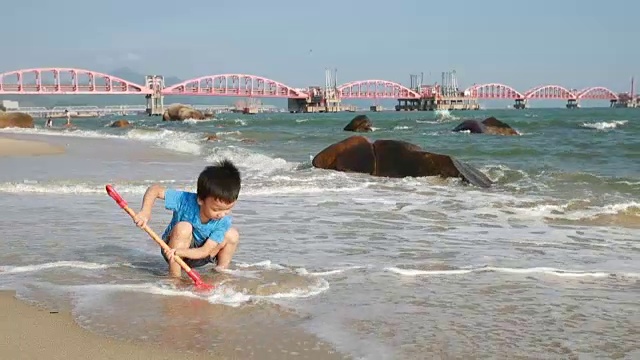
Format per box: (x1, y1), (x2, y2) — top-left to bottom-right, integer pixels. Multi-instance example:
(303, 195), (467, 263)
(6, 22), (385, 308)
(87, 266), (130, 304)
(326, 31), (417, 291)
(0, 290), (208, 359)
(0, 290), (344, 360)
(0, 135), (65, 157)
(0, 131), (347, 359)
(0, 109), (639, 359)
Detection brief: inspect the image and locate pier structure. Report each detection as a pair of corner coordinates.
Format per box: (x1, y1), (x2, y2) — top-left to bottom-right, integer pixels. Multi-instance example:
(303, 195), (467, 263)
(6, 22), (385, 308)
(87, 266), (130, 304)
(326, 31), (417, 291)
(614, 77), (638, 108)
(395, 71), (480, 111)
(145, 75), (165, 116)
(0, 67), (628, 112)
(287, 68), (356, 113)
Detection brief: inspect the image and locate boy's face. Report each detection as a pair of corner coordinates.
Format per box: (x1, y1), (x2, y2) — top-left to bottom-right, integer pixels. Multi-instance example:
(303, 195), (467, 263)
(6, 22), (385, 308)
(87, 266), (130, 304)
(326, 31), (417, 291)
(197, 196), (235, 221)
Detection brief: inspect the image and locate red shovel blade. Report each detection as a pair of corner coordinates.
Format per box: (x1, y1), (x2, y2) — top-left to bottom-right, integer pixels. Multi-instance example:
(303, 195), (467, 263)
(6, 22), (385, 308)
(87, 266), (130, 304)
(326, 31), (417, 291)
(187, 269), (214, 291)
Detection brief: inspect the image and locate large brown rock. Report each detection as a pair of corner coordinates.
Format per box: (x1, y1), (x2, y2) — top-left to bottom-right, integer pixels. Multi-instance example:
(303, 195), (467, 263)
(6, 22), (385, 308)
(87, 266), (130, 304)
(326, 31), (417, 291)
(311, 135), (376, 174)
(343, 115), (372, 132)
(312, 135), (493, 188)
(452, 116), (519, 136)
(109, 119), (131, 128)
(0, 112), (34, 128)
(162, 104), (205, 121)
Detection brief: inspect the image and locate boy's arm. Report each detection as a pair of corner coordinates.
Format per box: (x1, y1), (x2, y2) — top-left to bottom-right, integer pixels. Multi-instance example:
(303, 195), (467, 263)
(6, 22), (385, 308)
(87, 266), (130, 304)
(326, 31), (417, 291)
(140, 184), (166, 213)
(133, 184), (166, 228)
(175, 239), (222, 260)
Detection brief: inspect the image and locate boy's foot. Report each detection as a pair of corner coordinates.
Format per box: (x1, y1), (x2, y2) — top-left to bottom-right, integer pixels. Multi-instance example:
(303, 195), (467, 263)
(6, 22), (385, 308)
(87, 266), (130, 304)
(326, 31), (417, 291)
(214, 265), (229, 272)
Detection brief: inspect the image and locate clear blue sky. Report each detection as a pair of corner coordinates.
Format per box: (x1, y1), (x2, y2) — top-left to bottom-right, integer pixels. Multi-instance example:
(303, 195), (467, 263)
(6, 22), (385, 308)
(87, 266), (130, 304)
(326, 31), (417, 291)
(1, 0), (638, 93)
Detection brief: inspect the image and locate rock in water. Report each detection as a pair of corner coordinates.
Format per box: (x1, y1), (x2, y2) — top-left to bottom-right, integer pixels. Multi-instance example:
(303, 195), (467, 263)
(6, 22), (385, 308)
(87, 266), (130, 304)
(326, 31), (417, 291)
(343, 115), (373, 132)
(0, 112), (34, 128)
(311, 135), (376, 174)
(109, 120), (131, 128)
(452, 117), (519, 136)
(312, 135), (493, 188)
(481, 117), (519, 135)
(162, 104), (205, 121)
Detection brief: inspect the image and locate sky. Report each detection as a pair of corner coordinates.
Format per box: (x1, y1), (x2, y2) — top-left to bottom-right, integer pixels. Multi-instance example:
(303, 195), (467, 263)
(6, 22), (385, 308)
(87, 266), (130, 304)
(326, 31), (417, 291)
(1, 0), (638, 95)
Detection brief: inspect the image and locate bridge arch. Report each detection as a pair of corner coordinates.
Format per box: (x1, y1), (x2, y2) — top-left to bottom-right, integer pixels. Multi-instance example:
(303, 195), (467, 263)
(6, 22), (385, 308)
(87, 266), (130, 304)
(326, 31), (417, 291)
(162, 74), (308, 98)
(337, 80), (421, 99)
(524, 85), (576, 99)
(577, 86), (618, 100)
(0, 67), (149, 94)
(464, 83), (524, 99)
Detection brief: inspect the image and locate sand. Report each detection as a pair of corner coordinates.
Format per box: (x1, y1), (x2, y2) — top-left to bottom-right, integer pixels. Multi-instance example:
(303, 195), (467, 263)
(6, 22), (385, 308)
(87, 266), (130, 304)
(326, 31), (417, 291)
(0, 290), (347, 360)
(0, 136), (65, 157)
(0, 291), (212, 360)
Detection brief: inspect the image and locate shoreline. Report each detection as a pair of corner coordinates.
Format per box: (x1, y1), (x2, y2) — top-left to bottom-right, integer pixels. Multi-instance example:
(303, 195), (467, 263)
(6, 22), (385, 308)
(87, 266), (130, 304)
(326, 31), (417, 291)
(0, 290), (347, 359)
(0, 290), (212, 360)
(0, 134), (66, 157)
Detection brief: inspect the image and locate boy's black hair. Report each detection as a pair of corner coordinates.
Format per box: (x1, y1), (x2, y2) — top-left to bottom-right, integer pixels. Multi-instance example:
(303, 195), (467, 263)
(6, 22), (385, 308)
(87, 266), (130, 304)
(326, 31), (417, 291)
(197, 159), (241, 203)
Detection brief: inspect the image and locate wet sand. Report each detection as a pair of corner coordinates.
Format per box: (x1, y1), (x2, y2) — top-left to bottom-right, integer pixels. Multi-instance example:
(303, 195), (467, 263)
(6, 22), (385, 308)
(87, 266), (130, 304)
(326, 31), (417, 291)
(0, 290), (209, 360)
(0, 135), (65, 157)
(0, 291), (347, 360)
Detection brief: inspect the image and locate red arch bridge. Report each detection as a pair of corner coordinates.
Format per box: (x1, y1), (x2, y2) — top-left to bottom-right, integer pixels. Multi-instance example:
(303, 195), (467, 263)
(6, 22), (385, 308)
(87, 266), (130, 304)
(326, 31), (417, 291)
(464, 83), (619, 108)
(0, 67), (621, 112)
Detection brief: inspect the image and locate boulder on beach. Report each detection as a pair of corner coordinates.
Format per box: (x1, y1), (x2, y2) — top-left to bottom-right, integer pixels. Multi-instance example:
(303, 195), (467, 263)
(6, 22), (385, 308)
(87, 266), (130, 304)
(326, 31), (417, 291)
(312, 135), (493, 188)
(162, 104), (205, 121)
(205, 133), (219, 141)
(109, 120), (131, 128)
(0, 112), (34, 128)
(452, 117), (519, 136)
(343, 115), (373, 132)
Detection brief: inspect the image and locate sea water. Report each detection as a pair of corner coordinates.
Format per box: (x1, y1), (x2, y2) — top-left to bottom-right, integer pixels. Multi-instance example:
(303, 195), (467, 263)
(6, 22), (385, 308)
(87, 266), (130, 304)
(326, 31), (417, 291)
(0, 108), (639, 359)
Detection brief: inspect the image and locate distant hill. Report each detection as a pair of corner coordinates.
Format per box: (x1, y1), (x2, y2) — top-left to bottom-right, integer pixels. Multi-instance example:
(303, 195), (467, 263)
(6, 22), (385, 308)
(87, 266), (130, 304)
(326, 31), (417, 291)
(1, 67), (286, 108)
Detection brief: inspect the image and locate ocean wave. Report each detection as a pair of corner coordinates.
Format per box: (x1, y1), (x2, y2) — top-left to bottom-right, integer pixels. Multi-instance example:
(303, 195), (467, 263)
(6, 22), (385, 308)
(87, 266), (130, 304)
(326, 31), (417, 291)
(0, 126), (204, 155)
(0, 260), (125, 274)
(580, 120), (628, 131)
(434, 109), (459, 122)
(0, 177), (372, 197)
(64, 273), (330, 307)
(385, 265), (640, 280)
(204, 146), (298, 175)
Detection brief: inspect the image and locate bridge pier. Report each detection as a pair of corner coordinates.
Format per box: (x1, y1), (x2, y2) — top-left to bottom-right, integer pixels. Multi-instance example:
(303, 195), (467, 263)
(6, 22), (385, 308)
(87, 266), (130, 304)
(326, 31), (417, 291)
(566, 99), (579, 109)
(513, 98), (527, 109)
(395, 99), (420, 111)
(610, 99), (618, 107)
(145, 75), (165, 116)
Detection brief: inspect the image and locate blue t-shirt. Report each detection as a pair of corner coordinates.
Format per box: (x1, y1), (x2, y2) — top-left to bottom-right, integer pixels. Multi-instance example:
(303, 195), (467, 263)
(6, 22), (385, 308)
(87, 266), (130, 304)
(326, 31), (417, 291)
(161, 189), (232, 247)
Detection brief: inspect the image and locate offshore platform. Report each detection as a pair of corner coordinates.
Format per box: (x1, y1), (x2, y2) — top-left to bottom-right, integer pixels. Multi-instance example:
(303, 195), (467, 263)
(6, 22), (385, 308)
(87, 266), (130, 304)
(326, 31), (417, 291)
(287, 69), (355, 113)
(287, 69), (481, 113)
(614, 77), (638, 108)
(395, 70), (480, 111)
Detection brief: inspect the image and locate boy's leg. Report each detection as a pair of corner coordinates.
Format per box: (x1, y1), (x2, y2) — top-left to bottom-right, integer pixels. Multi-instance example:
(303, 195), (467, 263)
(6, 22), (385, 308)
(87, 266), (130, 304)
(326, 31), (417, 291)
(214, 227), (240, 270)
(165, 221), (194, 278)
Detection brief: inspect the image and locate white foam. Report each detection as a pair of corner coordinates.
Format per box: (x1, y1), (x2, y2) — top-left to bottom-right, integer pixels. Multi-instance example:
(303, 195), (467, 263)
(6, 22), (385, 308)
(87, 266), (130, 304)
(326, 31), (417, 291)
(580, 120), (628, 131)
(0, 178), (372, 197)
(124, 128), (203, 155)
(385, 266), (640, 279)
(0, 261), (119, 274)
(0, 126), (204, 156)
(65, 276), (330, 307)
(434, 109), (459, 122)
(0, 127), (121, 139)
(295, 265), (365, 277)
(0, 182), (151, 195)
(235, 260), (286, 270)
(205, 146), (297, 175)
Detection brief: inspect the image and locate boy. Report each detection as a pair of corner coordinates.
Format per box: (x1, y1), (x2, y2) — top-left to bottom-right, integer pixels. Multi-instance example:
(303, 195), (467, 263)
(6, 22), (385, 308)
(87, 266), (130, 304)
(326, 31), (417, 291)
(133, 159), (241, 278)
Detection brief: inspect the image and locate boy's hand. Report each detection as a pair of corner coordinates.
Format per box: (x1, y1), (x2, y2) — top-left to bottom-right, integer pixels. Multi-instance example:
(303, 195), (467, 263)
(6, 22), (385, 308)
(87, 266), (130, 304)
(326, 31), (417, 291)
(133, 210), (151, 228)
(164, 248), (177, 262)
